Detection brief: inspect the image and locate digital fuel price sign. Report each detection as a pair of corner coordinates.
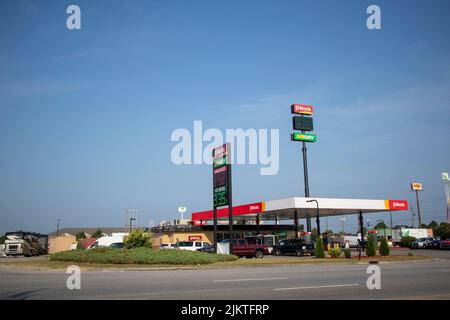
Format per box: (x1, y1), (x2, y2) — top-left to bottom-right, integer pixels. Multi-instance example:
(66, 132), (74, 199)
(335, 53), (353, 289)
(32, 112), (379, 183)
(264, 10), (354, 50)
(213, 143), (231, 208)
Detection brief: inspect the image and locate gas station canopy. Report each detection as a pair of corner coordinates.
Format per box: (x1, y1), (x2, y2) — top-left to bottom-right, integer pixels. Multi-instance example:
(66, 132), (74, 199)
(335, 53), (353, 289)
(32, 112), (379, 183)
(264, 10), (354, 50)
(191, 197), (409, 224)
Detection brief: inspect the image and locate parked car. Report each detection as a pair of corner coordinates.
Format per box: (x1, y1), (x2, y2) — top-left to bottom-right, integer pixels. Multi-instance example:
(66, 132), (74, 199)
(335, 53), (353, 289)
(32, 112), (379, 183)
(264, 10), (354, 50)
(411, 237), (434, 249)
(220, 239), (269, 258)
(88, 236), (124, 249)
(427, 239), (441, 249)
(197, 244), (215, 253)
(272, 239), (314, 256)
(440, 239), (450, 250)
(159, 243), (176, 250)
(175, 241), (210, 251)
(109, 242), (124, 249)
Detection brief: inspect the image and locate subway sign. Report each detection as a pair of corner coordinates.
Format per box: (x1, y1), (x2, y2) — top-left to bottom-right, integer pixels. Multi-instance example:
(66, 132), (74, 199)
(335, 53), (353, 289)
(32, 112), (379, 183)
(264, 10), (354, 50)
(291, 104), (314, 115)
(291, 132), (317, 142)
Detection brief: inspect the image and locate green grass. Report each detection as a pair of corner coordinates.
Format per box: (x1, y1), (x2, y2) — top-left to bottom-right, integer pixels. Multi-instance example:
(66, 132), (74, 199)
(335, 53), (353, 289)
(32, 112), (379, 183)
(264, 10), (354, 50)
(49, 248), (238, 265)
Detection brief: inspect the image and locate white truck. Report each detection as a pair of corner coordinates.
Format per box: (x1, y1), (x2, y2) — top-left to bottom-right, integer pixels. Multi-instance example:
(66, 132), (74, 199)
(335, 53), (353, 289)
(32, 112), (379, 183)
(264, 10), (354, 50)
(88, 236), (124, 249)
(392, 228), (431, 245)
(175, 241), (210, 251)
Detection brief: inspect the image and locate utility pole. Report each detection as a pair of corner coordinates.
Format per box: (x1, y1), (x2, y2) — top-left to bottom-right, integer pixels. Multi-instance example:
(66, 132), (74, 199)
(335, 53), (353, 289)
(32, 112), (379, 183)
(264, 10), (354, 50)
(415, 190), (422, 228)
(57, 219), (60, 237)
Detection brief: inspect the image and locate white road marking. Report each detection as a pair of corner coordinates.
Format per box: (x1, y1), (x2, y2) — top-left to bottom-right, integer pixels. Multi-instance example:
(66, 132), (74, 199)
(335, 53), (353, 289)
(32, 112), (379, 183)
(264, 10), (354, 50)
(214, 277), (288, 283)
(274, 283), (360, 291)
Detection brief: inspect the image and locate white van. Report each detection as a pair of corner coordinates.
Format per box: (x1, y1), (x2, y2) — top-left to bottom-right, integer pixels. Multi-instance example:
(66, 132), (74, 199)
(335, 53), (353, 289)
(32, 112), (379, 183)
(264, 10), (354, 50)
(175, 241), (210, 251)
(88, 236), (124, 249)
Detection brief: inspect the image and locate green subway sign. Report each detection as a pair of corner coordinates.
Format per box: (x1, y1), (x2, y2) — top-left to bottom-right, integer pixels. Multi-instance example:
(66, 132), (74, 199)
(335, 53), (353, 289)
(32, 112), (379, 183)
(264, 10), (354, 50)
(291, 132), (317, 142)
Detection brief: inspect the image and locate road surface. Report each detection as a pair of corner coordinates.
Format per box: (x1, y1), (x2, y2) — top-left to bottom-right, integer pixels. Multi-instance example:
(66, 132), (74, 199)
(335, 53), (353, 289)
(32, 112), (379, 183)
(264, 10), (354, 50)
(1, 258), (449, 300)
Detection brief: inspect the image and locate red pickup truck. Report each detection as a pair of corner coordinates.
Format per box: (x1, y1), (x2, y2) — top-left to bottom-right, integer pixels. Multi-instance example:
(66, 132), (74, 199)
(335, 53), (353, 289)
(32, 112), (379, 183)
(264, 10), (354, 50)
(222, 239), (269, 258)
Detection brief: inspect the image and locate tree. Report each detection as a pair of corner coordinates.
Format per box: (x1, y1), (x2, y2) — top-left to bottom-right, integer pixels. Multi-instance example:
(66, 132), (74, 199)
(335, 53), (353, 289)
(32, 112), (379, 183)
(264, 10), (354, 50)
(92, 230), (103, 238)
(374, 221), (387, 229)
(314, 237), (325, 258)
(124, 229), (152, 249)
(436, 222), (450, 239)
(311, 228), (318, 242)
(427, 220), (439, 230)
(0, 235), (5, 244)
(379, 238), (390, 256)
(365, 234), (376, 257)
(75, 232), (86, 241)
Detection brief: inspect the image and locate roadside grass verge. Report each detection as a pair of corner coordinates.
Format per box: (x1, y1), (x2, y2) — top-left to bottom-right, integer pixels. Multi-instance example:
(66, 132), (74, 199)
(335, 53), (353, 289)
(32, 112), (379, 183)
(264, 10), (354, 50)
(49, 248), (238, 265)
(0, 253), (433, 271)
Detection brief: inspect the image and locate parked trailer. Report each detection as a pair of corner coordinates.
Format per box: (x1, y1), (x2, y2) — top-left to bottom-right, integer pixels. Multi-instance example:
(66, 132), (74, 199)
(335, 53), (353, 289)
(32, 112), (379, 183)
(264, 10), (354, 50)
(4, 231), (48, 257)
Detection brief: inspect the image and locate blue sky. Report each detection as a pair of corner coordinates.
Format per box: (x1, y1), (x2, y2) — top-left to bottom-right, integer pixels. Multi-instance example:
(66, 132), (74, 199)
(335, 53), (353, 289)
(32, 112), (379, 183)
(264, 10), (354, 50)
(0, 0), (449, 234)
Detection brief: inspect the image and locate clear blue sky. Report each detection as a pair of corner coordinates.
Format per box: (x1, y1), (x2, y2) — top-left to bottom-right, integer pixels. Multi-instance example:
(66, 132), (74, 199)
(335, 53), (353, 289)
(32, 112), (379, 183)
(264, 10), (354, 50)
(1, 0), (449, 234)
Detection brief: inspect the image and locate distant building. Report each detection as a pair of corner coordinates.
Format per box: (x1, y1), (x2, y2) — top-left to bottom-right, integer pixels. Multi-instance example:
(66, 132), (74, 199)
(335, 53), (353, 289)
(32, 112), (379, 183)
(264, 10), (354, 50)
(48, 234), (77, 254)
(48, 227), (126, 238)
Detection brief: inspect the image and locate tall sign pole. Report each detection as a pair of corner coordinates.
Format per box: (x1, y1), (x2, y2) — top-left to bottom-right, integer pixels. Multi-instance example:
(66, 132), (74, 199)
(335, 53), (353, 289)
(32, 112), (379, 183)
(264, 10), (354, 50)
(213, 143), (232, 254)
(442, 173), (450, 223)
(291, 104), (315, 232)
(411, 183), (423, 228)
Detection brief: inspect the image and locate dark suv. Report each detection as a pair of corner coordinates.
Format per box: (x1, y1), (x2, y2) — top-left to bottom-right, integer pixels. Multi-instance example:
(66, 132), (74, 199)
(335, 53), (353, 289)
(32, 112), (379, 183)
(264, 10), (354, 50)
(272, 239), (314, 256)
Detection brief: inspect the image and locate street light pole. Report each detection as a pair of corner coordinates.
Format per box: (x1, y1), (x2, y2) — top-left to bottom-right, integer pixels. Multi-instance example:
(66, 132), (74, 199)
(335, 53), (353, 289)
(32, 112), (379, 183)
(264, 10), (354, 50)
(340, 217), (345, 235)
(129, 217), (136, 233)
(306, 199), (320, 238)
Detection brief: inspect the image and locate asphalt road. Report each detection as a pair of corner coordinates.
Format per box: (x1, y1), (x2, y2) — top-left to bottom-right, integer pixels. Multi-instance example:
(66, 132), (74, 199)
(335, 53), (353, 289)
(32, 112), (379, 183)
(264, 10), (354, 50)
(1, 258), (450, 300)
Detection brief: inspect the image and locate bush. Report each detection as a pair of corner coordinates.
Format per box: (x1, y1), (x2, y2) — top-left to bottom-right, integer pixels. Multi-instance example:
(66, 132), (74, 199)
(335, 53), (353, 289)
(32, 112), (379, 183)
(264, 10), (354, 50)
(365, 234), (376, 257)
(400, 236), (416, 248)
(314, 237), (325, 258)
(379, 238), (390, 256)
(328, 245), (341, 258)
(123, 229), (152, 249)
(344, 249), (351, 259)
(50, 247), (238, 265)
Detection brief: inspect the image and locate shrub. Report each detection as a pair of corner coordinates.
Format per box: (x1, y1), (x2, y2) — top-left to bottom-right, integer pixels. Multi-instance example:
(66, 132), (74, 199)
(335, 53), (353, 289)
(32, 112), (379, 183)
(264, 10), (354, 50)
(50, 247), (238, 265)
(123, 229), (152, 249)
(328, 246), (342, 258)
(314, 237), (325, 258)
(400, 236), (416, 248)
(379, 238), (390, 256)
(344, 249), (351, 259)
(365, 234), (376, 257)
